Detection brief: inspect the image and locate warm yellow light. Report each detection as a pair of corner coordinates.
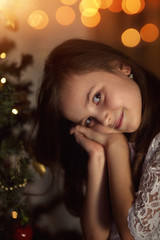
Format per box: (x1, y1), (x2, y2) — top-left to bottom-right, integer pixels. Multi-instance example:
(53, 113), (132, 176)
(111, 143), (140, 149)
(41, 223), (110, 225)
(28, 10), (49, 30)
(122, 0), (145, 14)
(80, 2), (98, 17)
(56, 6), (75, 26)
(12, 108), (18, 115)
(1, 77), (6, 84)
(100, 0), (113, 9)
(81, 11), (101, 28)
(126, 0), (141, 13)
(140, 23), (159, 42)
(121, 28), (141, 47)
(81, 0), (101, 10)
(80, 0), (101, 17)
(0, 52), (6, 59)
(137, 0), (145, 13)
(108, 0), (122, 12)
(60, 0), (78, 5)
(12, 211), (18, 219)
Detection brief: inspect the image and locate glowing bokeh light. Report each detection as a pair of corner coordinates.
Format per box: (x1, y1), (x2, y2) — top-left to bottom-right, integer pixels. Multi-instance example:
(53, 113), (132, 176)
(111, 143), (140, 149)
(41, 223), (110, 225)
(81, 8), (98, 17)
(108, 0), (122, 12)
(140, 23), (159, 42)
(122, 0), (145, 14)
(81, 0), (101, 10)
(61, 0), (78, 5)
(126, 0), (141, 13)
(56, 6), (75, 26)
(1, 77), (6, 84)
(137, 0), (145, 13)
(121, 28), (141, 47)
(81, 11), (101, 28)
(80, 0), (101, 16)
(79, 1), (98, 17)
(12, 108), (18, 115)
(28, 10), (49, 30)
(100, 0), (113, 9)
(12, 211), (18, 219)
(0, 52), (6, 59)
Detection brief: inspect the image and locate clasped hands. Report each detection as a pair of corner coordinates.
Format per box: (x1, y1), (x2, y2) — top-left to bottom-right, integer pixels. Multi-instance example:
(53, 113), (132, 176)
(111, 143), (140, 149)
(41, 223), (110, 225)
(70, 125), (129, 160)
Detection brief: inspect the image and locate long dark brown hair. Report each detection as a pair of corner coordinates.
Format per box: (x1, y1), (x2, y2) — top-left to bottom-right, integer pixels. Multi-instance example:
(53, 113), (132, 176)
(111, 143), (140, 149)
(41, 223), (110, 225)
(34, 39), (160, 216)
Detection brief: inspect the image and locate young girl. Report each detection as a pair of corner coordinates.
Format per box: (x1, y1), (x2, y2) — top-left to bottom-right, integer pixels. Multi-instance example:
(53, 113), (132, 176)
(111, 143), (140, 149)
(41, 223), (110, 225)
(34, 39), (160, 240)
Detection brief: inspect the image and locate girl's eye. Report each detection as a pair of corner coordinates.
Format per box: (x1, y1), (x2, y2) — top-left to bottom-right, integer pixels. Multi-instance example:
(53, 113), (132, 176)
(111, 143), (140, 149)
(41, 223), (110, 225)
(85, 117), (93, 127)
(93, 93), (101, 104)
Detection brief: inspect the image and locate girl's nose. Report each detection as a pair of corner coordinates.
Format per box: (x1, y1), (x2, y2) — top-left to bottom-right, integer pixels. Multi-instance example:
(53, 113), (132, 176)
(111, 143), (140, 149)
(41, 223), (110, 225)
(97, 111), (111, 127)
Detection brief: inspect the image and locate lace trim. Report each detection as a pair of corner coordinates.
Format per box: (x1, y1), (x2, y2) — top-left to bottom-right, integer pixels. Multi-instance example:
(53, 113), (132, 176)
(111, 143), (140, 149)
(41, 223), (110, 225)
(127, 133), (160, 240)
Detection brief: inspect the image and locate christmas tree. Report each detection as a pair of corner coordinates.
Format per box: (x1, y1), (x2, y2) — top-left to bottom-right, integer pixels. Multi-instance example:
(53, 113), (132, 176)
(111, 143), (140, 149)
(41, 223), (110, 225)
(0, 38), (34, 240)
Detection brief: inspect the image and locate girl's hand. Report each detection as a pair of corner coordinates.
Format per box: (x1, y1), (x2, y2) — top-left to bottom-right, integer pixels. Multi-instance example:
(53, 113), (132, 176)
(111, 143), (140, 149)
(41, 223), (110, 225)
(70, 125), (128, 149)
(72, 126), (112, 240)
(71, 126), (105, 160)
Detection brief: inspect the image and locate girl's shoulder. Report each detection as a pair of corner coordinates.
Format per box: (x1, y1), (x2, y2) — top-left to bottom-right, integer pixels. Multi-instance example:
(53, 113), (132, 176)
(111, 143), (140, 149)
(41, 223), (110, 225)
(143, 132), (160, 171)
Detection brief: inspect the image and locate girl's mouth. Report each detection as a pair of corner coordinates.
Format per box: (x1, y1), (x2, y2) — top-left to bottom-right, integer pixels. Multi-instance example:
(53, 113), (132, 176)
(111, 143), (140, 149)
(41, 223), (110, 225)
(115, 111), (123, 129)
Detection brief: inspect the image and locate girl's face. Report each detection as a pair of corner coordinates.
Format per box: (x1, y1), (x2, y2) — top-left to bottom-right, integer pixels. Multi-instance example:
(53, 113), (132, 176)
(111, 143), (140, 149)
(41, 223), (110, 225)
(59, 69), (142, 134)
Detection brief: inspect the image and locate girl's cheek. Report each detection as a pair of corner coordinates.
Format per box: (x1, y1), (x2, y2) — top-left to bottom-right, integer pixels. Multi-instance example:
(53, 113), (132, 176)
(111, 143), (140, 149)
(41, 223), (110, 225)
(92, 124), (114, 134)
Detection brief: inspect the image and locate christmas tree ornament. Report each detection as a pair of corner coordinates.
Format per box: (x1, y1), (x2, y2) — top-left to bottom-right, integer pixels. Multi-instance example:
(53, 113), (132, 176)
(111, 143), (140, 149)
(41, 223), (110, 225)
(33, 160), (46, 177)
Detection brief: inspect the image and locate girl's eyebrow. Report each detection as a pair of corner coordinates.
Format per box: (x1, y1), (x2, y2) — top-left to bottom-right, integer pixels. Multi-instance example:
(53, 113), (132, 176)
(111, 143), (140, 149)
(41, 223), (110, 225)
(85, 85), (95, 106)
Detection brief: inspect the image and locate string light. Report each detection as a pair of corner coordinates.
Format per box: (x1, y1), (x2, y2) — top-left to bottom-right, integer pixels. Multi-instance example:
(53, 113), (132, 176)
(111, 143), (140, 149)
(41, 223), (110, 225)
(1, 77), (6, 84)
(81, 11), (101, 28)
(122, 0), (141, 14)
(28, 10), (49, 30)
(0, 52), (6, 59)
(12, 108), (18, 115)
(140, 23), (159, 42)
(121, 28), (141, 47)
(81, 0), (101, 12)
(108, 0), (122, 12)
(0, 178), (27, 191)
(12, 211), (18, 219)
(79, 1), (98, 17)
(56, 6), (75, 26)
(100, 0), (113, 9)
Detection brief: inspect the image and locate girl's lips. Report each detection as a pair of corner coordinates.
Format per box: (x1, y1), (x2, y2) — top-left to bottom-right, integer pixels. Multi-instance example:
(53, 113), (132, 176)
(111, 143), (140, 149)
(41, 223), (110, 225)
(115, 112), (123, 129)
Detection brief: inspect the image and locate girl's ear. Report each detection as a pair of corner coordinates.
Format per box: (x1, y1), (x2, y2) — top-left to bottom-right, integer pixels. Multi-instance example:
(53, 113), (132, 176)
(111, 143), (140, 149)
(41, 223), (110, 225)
(119, 63), (131, 76)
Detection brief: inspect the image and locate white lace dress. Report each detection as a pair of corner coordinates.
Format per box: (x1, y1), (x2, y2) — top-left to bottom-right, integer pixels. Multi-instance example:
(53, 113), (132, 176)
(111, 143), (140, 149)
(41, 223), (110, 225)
(109, 132), (160, 240)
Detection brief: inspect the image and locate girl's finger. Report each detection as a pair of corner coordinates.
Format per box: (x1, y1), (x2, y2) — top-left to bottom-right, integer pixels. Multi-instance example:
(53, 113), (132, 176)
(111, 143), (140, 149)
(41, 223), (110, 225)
(71, 125), (108, 145)
(74, 131), (104, 155)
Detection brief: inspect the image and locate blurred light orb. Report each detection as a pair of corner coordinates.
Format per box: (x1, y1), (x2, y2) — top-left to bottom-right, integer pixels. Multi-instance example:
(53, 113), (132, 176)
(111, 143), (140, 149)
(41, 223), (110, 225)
(80, 0), (101, 17)
(121, 28), (141, 47)
(28, 10), (49, 30)
(12, 211), (18, 219)
(60, 0), (78, 5)
(108, 0), (122, 12)
(56, 6), (75, 26)
(122, 0), (145, 14)
(81, 8), (98, 17)
(1, 77), (6, 84)
(12, 108), (18, 115)
(126, 0), (141, 13)
(0, 52), (6, 59)
(140, 23), (159, 42)
(100, 0), (113, 9)
(81, 0), (101, 9)
(81, 11), (100, 27)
